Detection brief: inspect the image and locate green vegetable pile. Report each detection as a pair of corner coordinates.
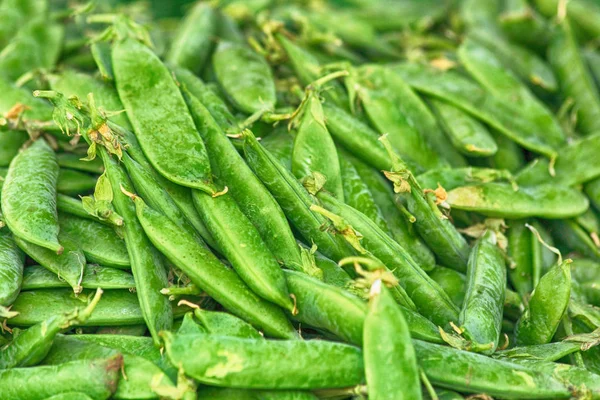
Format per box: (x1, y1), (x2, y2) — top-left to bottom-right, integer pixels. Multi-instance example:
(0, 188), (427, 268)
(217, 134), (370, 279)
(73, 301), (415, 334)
(2, 0), (600, 398)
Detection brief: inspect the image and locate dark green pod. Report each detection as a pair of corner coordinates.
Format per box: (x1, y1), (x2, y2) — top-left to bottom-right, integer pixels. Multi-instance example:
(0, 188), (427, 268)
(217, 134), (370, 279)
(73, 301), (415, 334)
(0, 229), (24, 306)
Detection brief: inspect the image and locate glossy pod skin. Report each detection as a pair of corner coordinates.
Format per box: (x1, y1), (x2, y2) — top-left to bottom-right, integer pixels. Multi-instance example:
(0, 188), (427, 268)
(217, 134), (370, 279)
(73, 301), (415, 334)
(446, 182), (589, 219)
(0, 356), (122, 400)
(130, 195), (298, 339)
(494, 340), (594, 363)
(163, 332), (364, 389)
(507, 220), (536, 298)
(1, 139), (62, 253)
(112, 36), (214, 193)
(0, 229), (24, 306)
(364, 281), (421, 400)
(417, 167), (513, 192)
(181, 84), (301, 269)
(21, 264), (135, 291)
(459, 230), (506, 354)
(193, 309), (263, 339)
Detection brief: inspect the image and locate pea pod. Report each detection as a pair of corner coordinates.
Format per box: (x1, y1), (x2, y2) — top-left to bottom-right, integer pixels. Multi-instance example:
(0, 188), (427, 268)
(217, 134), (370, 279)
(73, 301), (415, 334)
(56, 153), (104, 174)
(181, 83), (301, 268)
(260, 127), (294, 170)
(112, 36), (214, 193)
(21, 264), (134, 291)
(44, 394), (94, 400)
(56, 194), (123, 227)
(507, 220), (540, 299)
(516, 260), (571, 345)
(494, 338), (600, 362)
(486, 130), (526, 173)
(165, 2), (216, 73)
(364, 281), (421, 400)
(535, 0), (600, 41)
(0, 0), (47, 48)
(0, 289), (102, 369)
(196, 387), (318, 400)
(0, 229), (24, 307)
(56, 168), (97, 196)
(499, 0), (551, 52)
(163, 332), (364, 389)
(547, 219), (600, 262)
(0, 356), (122, 400)
(446, 182), (589, 219)
(0, 77), (53, 124)
(428, 97), (497, 157)
(417, 167), (513, 192)
(193, 308), (263, 339)
(459, 230), (506, 354)
(0, 130), (28, 167)
(2, 139), (62, 253)
(129, 195), (298, 339)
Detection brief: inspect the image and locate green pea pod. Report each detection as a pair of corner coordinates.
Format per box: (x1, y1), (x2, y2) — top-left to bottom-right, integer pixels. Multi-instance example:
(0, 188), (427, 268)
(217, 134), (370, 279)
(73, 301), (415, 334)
(292, 91), (344, 200)
(95, 325), (148, 336)
(14, 236), (85, 294)
(499, 0), (551, 52)
(587, 178), (600, 213)
(44, 393), (94, 400)
(364, 281), (421, 400)
(458, 38), (564, 152)
(428, 266), (466, 308)
(194, 309), (263, 339)
(487, 130), (525, 173)
(354, 0), (448, 31)
(58, 213), (129, 269)
(130, 195), (297, 339)
(42, 335), (175, 400)
(516, 260), (571, 345)
(535, 0), (600, 41)
(56, 153), (104, 174)
(90, 41), (114, 81)
(166, 2), (216, 73)
(0, 289), (102, 369)
(182, 85), (301, 268)
(2, 139), (62, 253)
(548, 19), (600, 136)
(447, 182), (589, 219)
(459, 230), (506, 354)
(101, 152), (172, 345)
(494, 339), (599, 362)
(56, 169), (97, 196)
(417, 167), (513, 192)
(21, 264), (135, 291)
(352, 158), (435, 271)
(177, 312), (206, 335)
(507, 220), (536, 298)
(0, 229), (24, 306)
(585, 49), (600, 92)
(47, 69), (132, 130)
(196, 387), (317, 400)
(242, 130), (353, 262)
(56, 194), (123, 227)
(260, 127), (294, 170)
(317, 192), (459, 327)
(163, 332), (364, 389)
(428, 98), (497, 157)
(212, 41), (276, 114)
(0, 19), (63, 82)
(9, 289), (191, 327)
(0, 77), (53, 124)
(112, 37), (214, 193)
(391, 63), (561, 158)
(0, 0), (47, 48)
(547, 219), (600, 261)
(0, 130), (28, 167)
(0, 356), (122, 400)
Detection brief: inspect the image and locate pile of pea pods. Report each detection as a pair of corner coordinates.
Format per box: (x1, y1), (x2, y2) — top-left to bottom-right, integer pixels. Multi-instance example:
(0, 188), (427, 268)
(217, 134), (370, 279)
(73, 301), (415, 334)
(4, 0), (600, 399)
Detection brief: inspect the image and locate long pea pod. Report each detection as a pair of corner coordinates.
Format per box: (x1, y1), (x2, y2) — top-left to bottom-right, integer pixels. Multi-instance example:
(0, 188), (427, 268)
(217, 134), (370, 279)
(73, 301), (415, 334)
(193, 309), (263, 339)
(112, 35), (214, 193)
(417, 167), (514, 192)
(2, 139), (62, 254)
(181, 84), (301, 269)
(162, 332), (364, 389)
(56, 168), (97, 196)
(364, 281), (421, 400)
(507, 220), (538, 298)
(21, 264), (134, 291)
(242, 129), (353, 262)
(0, 356), (123, 400)
(0, 288), (102, 369)
(459, 230), (506, 354)
(494, 336), (600, 362)
(129, 195), (298, 339)
(0, 229), (24, 307)
(547, 219), (600, 262)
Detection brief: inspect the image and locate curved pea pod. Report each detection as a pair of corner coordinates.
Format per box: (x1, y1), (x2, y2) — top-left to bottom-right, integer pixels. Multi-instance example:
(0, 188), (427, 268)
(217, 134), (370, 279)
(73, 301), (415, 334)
(58, 213), (129, 269)
(447, 182), (589, 219)
(166, 2), (216, 73)
(352, 158), (435, 271)
(417, 167), (513, 192)
(414, 340), (598, 398)
(0, 19), (64, 83)
(535, 0), (600, 40)
(507, 220), (539, 298)
(0, 355), (122, 400)
(15, 236), (85, 294)
(163, 332), (364, 389)
(112, 37), (214, 193)
(317, 193), (459, 327)
(212, 41), (275, 115)
(56, 168), (97, 196)
(428, 266), (466, 308)
(42, 335), (175, 400)
(1, 139), (62, 253)
(101, 152), (173, 344)
(549, 19), (600, 136)
(182, 86), (301, 269)
(428, 98), (497, 157)
(242, 130), (353, 262)
(0, 0), (47, 48)
(547, 219), (600, 262)
(364, 281), (421, 400)
(194, 309), (263, 339)
(0, 229), (24, 307)
(494, 337), (600, 362)
(499, 0), (551, 52)
(56, 153), (104, 174)
(56, 194), (123, 227)
(21, 264), (135, 291)
(0, 289), (102, 369)
(192, 189), (294, 312)
(260, 127), (294, 170)
(458, 38), (564, 151)
(292, 91), (344, 200)
(0, 130), (28, 167)
(130, 195), (297, 339)
(459, 230), (506, 354)
(516, 260), (571, 345)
